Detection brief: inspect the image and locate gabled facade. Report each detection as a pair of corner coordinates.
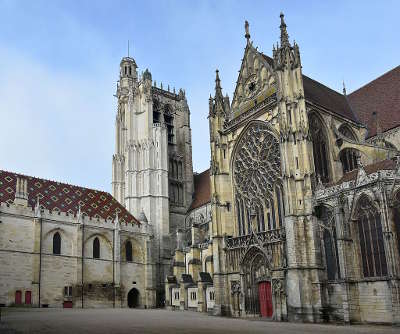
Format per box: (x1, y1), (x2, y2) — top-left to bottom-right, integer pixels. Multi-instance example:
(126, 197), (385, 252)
(166, 14), (400, 324)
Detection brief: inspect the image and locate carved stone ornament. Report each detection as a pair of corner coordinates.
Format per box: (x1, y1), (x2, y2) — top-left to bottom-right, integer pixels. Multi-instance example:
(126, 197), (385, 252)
(231, 281), (241, 294)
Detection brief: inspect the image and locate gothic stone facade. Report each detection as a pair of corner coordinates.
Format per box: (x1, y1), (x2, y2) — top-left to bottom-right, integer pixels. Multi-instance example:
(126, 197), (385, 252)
(0, 172), (156, 308)
(165, 15), (400, 324)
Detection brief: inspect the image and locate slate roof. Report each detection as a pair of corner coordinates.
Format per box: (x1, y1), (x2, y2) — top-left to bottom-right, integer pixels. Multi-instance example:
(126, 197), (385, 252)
(259, 53), (360, 123)
(348, 66), (400, 138)
(302, 75), (359, 123)
(0, 170), (140, 225)
(188, 169), (211, 212)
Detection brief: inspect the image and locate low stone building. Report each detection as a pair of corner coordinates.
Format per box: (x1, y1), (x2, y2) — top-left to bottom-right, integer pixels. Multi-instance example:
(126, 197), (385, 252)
(0, 171), (156, 308)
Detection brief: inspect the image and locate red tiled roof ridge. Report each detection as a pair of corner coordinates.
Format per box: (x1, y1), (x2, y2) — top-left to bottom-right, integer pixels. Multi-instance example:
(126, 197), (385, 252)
(0, 169), (140, 225)
(349, 65), (400, 96)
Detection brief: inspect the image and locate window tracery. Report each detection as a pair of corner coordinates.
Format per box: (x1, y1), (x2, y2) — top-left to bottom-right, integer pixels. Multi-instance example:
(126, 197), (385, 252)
(310, 113), (330, 184)
(233, 122), (282, 235)
(356, 196), (387, 278)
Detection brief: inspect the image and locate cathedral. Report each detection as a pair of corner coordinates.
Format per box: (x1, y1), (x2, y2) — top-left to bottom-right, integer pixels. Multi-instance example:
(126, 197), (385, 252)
(1, 12), (400, 325)
(165, 14), (400, 325)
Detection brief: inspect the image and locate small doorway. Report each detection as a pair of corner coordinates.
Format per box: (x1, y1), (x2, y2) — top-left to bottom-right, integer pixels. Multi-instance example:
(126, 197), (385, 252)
(15, 291), (22, 305)
(25, 291), (32, 305)
(258, 281), (273, 317)
(127, 288), (139, 308)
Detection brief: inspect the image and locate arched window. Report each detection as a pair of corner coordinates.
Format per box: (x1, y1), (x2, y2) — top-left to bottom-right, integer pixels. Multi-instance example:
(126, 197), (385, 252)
(320, 207), (340, 280)
(356, 196), (387, 277)
(126, 240), (133, 262)
(338, 124), (357, 141)
(93, 237), (100, 259)
(392, 191), (400, 259)
(339, 148), (359, 173)
(53, 232), (61, 255)
(233, 122), (281, 236)
(310, 113), (330, 184)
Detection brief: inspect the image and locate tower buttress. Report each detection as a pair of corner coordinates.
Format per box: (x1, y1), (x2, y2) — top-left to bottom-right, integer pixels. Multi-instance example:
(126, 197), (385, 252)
(274, 13), (322, 322)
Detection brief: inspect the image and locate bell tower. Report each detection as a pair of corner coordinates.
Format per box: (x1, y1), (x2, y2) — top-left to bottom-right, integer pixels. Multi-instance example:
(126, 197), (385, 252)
(273, 13), (322, 321)
(112, 53), (193, 304)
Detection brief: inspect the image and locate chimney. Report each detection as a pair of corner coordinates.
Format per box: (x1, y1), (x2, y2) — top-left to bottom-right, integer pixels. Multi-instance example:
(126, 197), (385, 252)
(14, 177), (28, 207)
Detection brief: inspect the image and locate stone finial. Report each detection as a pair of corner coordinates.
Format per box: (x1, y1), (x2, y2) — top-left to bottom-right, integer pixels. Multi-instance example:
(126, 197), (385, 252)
(114, 211), (120, 230)
(34, 195), (41, 218)
(14, 176), (28, 207)
(279, 12), (290, 47)
(244, 20), (250, 43)
(342, 80), (347, 95)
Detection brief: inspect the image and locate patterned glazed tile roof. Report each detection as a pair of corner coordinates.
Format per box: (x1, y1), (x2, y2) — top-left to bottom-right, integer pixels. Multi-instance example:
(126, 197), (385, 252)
(188, 169), (211, 212)
(0, 170), (139, 225)
(348, 66), (400, 138)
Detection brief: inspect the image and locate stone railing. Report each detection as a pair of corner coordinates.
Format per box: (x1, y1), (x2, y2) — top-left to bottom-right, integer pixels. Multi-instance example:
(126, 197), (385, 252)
(225, 228), (285, 250)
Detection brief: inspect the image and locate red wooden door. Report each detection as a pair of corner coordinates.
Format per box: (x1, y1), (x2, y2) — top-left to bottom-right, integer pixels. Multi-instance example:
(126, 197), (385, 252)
(258, 282), (273, 317)
(25, 291), (32, 305)
(15, 290), (22, 305)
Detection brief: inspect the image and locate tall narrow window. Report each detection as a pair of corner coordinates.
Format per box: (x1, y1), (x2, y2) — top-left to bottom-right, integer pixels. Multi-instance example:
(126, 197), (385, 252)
(276, 187), (283, 228)
(53, 232), (61, 255)
(356, 196), (387, 278)
(93, 237), (100, 259)
(236, 199), (242, 235)
(310, 113), (330, 184)
(318, 206), (340, 280)
(340, 148), (359, 173)
(126, 240), (133, 262)
(394, 203), (400, 259)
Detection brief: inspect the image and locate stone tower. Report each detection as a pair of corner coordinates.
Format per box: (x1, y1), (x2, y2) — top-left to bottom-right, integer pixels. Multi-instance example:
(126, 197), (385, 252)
(112, 55), (193, 303)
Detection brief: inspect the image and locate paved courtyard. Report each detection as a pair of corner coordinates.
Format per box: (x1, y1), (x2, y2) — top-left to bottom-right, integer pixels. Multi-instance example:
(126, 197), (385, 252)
(0, 308), (399, 334)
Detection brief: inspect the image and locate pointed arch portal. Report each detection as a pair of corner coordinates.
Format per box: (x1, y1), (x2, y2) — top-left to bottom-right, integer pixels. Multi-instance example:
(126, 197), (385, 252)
(240, 246), (273, 317)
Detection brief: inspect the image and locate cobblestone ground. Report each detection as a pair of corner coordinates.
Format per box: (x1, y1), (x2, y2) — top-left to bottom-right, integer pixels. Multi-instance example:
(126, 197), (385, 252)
(0, 308), (399, 334)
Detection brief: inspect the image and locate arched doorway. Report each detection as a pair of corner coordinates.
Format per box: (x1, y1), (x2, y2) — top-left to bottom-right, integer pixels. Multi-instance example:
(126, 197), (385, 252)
(241, 246), (272, 317)
(127, 288), (139, 308)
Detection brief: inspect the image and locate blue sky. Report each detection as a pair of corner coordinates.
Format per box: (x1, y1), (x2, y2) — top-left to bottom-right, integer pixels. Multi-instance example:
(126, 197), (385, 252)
(0, 0), (398, 192)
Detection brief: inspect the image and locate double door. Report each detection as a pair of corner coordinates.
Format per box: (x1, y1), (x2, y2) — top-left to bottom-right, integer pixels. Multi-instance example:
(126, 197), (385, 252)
(258, 281), (273, 317)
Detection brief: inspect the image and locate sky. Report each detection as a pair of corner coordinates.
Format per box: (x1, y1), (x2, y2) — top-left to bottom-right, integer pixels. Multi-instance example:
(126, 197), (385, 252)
(0, 0), (399, 193)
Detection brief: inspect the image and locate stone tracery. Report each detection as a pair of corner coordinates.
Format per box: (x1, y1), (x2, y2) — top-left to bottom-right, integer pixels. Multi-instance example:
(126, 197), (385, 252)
(233, 122), (281, 208)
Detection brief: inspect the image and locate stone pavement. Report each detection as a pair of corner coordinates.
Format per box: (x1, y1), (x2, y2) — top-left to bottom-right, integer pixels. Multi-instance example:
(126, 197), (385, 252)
(0, 308), (399, 334)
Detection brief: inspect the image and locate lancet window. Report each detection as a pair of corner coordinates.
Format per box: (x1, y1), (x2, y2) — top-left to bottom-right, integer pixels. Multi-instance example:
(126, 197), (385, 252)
(53, 232), (61, 255)
(392, 191), (400, 260)
(319, 206), (340, 280)
(310, 113), (330, 184)
(356, 196), (387, 278)
(233, 122), (283, 236)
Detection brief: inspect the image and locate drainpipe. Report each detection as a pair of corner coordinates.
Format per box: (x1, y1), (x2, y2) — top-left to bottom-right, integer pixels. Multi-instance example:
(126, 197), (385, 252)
(113, 227), (115, 308)
(81, 217), (84, 309)
(38, 217), (43, 308)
